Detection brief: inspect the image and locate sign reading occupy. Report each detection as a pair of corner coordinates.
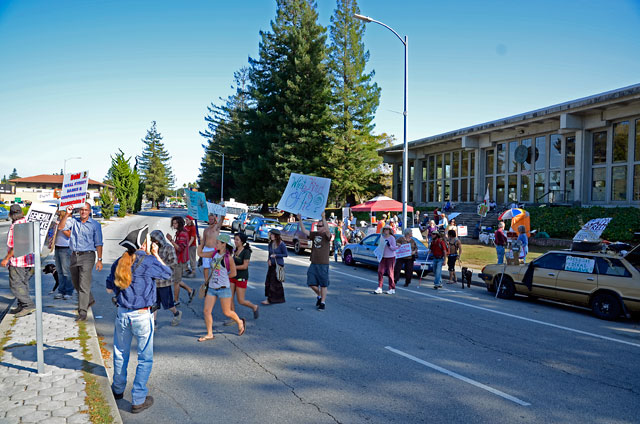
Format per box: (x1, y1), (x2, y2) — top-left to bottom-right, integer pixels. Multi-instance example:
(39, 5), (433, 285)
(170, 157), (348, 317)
(573, 218), (612, 242)
(276, 173), (331, 220)
(185, 190), (208, 221)
(26, 202), (58, 257)
(60, 171), (89, 210)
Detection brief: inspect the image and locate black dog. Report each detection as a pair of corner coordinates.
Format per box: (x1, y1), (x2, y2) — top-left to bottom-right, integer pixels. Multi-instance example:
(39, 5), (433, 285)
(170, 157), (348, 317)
(43, 264), (59, 293)
(461, 267), (472, 289)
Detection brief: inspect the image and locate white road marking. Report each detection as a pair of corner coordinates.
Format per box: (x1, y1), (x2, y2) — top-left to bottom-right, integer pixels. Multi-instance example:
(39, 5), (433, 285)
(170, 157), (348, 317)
(256, 248), (640, 349)
(385, 346), (531, 407)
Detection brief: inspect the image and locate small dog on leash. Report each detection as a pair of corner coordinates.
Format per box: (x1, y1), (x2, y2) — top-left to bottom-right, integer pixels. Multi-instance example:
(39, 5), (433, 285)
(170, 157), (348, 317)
(43, 264), (59, 293)
(461, 267), (472, 289)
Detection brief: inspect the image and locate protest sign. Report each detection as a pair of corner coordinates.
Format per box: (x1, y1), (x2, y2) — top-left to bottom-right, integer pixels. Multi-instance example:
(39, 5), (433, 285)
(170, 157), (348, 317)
(207, 202), (227, 217)
(276, 173), (331, 220)
(185, 190), (208, 221)
(573, 218), (612, 241)
(477, 204), (489, 217)
(374, 239), (385, 262)
(457, 226), (468, 237)
(60, 171), (89, 210)
(565, 256), (595, 274)
(396, 243), (412, 259)
(342, 207), (350, 221)
(26, 202), (58, 257)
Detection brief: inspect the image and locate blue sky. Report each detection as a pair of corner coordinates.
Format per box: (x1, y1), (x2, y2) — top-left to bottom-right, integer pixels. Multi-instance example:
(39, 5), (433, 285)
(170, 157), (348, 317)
(1, 0), (639, 188)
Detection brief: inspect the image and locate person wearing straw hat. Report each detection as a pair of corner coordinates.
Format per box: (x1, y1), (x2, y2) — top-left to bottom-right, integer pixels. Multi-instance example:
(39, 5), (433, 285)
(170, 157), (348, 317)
(196, 233), (245, 341)
(106, 225), (172, 414)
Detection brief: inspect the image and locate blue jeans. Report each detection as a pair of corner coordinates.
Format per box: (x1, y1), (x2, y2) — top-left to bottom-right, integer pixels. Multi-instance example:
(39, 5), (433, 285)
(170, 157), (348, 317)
(496, 245), (505, 265)
(54, 247), (73, 295)
(112, 307), (154, 405)
(433, 257), (444, 287)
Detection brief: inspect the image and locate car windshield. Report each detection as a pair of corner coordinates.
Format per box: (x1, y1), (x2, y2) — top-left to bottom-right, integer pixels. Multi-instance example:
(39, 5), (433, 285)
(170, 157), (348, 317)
(263, 219), (279, 225)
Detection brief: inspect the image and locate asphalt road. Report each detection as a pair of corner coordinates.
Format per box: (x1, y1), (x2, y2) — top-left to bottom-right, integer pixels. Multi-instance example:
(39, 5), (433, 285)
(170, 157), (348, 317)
(10, 210), (640, 423)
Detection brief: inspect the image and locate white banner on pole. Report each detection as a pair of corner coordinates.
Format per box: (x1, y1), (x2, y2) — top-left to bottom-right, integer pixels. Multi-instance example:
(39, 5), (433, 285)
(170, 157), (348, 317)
(276, 173), (331, 220)
(60, 171), (89, 210)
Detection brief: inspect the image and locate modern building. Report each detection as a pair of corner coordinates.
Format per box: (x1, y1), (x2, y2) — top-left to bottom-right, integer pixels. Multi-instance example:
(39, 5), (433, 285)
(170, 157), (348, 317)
(380, 83), (640, 208)
(4, 174), (110, 205)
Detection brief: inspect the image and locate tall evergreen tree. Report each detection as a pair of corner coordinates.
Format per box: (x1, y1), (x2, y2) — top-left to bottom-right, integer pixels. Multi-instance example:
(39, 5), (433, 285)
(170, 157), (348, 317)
(199, 67), (252, 202)
(8, 168), (19, 180)
(100, 188), (115, 220)
(243, 0), (334, 205)
(138, 121), (174, 208)
(1, 175), (6, 183)
(327, 0), (385, 205)
(107, 149), (138, 216)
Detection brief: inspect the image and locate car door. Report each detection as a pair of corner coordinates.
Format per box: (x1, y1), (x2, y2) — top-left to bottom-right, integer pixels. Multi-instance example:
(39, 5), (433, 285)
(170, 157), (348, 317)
(526, 253), (565, 298)
(281, 224), (293, 246)
(246, 218), (258, 237)
(355, 234), (380, 264)
(595, 256), (636, 299)
(555, 254), (598, 305)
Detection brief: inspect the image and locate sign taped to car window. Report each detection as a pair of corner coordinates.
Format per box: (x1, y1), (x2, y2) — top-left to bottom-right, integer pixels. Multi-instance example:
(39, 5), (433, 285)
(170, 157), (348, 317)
(565, 256), (595, 274)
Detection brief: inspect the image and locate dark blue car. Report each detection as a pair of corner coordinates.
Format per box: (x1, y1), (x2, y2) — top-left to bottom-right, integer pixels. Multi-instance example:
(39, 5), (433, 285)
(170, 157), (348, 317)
(342, 233), (434, 276)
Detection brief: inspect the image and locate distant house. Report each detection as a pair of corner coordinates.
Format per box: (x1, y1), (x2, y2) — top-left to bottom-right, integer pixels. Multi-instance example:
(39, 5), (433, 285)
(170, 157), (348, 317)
(4, 174), (110, 205)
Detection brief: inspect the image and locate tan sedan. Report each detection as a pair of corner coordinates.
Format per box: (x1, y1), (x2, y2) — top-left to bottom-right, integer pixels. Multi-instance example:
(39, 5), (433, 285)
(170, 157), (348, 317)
(479, 246), (640, 320)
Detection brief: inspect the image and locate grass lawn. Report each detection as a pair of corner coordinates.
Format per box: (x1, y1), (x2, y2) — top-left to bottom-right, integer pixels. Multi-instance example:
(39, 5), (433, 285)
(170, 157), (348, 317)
(459, 244), (556, 269)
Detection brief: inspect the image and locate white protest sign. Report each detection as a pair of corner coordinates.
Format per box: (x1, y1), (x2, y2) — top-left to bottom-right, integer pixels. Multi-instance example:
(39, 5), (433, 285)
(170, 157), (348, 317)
(276, 173), (331, 220)
(207, 202), (227, 217)
(565, 256), (595, 274)
(396, 243), (412, 259)
(374, 239), (385, 262)
(26, 202), (58, 257)
(60, 171), (89, 210)
(573, 218), (612, 242)
(457, 226), (468, 237)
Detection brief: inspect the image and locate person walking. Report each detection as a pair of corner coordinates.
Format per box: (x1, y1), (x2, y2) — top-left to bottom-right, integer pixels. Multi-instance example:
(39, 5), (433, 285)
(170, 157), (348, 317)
(446, 229), (462, 284)
(149, 230), (182, 327)
(447, 218), (458, 237)
(375, 225), (398, 294)
(297, 212), (331, 310)
(197, 234), (245, 342)
(517, 225), (529, 263)
(229, 233), (259, 319)
(1, 204), (36, 317)
(430, 232), (448, 289)
(494, 222), (507, 264)
(106, 225), (172, 413)
(394, 228), (418, 287)
(426, 220), (438, 247)
(332, 218), (344, 262)
(200, 213), (223, 283)
(166, 216), (195, 306)
(262, 229), (287, 305)
(185, 215), (197, 277)
(58, 203), (103, 321)
(53, 210), (73, 300)
(376, 214), (387, 234)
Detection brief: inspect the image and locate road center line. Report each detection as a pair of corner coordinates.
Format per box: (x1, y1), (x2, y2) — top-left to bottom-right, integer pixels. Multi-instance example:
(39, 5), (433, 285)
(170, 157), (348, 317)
(385, 346), (531, 407)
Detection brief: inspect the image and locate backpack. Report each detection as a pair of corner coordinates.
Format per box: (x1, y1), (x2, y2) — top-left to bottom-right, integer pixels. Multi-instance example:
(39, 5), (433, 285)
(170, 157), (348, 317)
(431, 239), (448, 259)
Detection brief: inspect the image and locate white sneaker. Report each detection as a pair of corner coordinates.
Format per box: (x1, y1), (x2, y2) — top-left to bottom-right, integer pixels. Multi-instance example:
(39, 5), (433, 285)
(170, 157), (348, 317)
(63, 295), (73, 300)
(171, 310), (182, 326)
(385, 289), (396, 295)
(374, 287), (383, 294)
(54, 293), (63, 299)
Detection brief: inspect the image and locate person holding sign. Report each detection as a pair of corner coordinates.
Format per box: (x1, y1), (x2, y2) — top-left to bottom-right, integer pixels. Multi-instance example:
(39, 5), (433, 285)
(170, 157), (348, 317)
(201, 214), (223, 284)
(446, 229), (462, 284)
(394, 228), (418, 287)
(297, 212), (331, 310)
(58, 203), (103, 321)
(375, 225), (398, 295)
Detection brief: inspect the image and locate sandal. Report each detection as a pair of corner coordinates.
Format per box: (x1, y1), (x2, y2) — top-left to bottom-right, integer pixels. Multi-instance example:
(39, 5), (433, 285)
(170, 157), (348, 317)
(238, 318), (246, 336)
(253, 306), (259, 319)
(197, 335), (215, 342)
(261, 300), (271, 305)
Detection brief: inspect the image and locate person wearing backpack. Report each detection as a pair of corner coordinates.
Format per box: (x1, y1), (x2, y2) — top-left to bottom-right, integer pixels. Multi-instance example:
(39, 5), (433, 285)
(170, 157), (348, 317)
(430, 232), (449, 289)
(446, 229), (462, 284)
(196, 234), (245, 342)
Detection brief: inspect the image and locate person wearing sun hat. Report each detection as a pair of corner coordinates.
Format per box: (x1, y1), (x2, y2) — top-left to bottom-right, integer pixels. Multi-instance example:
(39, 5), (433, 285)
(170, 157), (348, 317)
(196, 233), (245, 342)
(106, 225), (172, 414)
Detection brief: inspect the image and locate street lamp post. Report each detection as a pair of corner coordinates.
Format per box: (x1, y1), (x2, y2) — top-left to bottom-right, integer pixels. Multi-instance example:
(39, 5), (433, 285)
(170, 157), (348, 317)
(354, 13), (409, 229)
(211, 149), (224, 203)
(63, 156), (82, 175)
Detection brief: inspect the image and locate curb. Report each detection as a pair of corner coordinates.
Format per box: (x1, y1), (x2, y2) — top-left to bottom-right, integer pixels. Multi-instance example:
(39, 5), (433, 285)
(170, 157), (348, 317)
(85, 308), (123, 424)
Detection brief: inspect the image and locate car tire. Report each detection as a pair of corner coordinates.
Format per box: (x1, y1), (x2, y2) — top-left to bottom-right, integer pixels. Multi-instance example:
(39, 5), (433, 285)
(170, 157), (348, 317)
(495, 275), (515, 299)
(294, 241), (303, 255)
(591, 292), (621, 321)
(343, 250), (355, 266)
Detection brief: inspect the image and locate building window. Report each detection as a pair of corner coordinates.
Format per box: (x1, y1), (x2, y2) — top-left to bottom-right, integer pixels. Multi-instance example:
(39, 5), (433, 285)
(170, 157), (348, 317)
(592, 167), (606, 201)
(534, 173), (546, 202)
(565, 136), (575, 168)
(535, 136), (546, 170)
(470, 152), (476, 177)
(452, 151), (460, 178)
(611, 166), (627, 201)
(508, 140), (518, 173)
(508, 175), (517, 202)
(593, 131), (607, 164)
(461, 179), (468, 202)
(634, 165), (640, 201)
(636, 120), (640, 162)
(485, 149), (494, 175)
(486, 176), (494, 201)
(429, 156), (436, 180)
(565, 170), (575, 202)
(613, 121), (628, 163)
(497, 143), (506, 174)
(521, 175), (530, 202)
(452, 179), (459, 202)
(461, 151), (469, 177)
(549, 171), (561, 202)
(522, 139), (532, 171)
(549, 134), (562, 169)
(496, 176), (505, 203)
(444, 153), (451, 179)
(436, 155), (443, 179)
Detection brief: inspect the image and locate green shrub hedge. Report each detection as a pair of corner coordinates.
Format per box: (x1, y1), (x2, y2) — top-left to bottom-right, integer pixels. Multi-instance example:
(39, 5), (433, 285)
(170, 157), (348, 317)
(529, 206), (640, 241)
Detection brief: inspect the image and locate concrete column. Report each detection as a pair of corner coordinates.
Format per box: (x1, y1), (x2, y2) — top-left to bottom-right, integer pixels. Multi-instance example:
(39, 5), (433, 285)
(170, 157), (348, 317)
(574, 130), (585, 205)
(473, 147), (482, 202)
(414, 159), (423, 204)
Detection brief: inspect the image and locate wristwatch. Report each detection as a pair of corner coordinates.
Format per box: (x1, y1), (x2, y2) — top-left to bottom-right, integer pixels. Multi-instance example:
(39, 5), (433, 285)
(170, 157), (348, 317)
(98, 258), (103, 261)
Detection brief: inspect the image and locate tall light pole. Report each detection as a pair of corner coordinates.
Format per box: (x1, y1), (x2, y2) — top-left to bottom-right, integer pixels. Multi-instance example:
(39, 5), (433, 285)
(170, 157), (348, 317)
(63, 156), (82, 175)
(211, 149), (224, 203)
(354, 13), (409, 229)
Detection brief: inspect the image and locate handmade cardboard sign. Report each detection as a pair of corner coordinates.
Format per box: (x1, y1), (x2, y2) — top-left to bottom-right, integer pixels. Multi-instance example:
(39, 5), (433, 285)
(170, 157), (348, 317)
(565, 256), (595, 274)
(573, 218), (612, 242)
(207, 202), (227, 217)
(396, 243), (412, 259)
(457, 226), (468, 237)
(277, 173), (331, 220)
(60, 171), (89, 210)
(185, 190), (208, 221)
(26, 202), (58, 257)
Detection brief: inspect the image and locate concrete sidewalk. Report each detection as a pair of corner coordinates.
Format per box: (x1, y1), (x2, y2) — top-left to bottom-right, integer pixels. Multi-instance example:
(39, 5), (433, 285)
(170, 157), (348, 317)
(0, 298), (122, 423)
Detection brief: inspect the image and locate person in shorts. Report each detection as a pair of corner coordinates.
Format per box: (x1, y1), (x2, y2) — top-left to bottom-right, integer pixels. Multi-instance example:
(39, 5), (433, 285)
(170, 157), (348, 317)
(166, 216), (195, 306)
(297, 212), (331, 310)
(446, 229), (462, 284)
(149, 230), (182, 326)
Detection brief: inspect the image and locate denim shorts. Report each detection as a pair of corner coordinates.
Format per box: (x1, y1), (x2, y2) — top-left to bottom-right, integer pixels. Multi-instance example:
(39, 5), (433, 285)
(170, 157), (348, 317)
(307, 263), (330, 287)
(208, 286), (232, 298)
